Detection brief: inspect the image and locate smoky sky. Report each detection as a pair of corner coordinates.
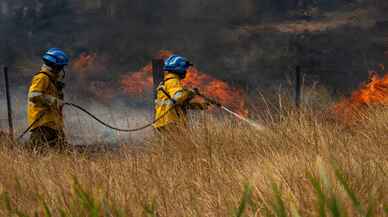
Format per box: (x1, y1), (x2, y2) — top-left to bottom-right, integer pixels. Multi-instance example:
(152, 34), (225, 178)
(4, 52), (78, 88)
(0, 0), (387, 93)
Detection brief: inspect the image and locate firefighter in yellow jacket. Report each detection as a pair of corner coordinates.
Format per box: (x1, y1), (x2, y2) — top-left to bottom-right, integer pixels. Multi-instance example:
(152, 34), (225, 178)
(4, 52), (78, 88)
(27, 48), (69, 148)
(154, 55), (209, 131)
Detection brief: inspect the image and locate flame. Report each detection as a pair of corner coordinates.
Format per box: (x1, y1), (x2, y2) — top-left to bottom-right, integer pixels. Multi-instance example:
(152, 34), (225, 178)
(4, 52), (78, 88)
(69, 52), (117, 101)
(334, 68), (388, 121)
(121, 51), (248, 116)
(71, 52), (97, 75)
(120, 66), (153, 96)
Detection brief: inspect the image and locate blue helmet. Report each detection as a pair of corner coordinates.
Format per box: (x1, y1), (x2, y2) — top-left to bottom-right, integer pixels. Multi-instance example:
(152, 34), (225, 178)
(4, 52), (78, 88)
(42, 48), (69, 66)
(163, 55), (193, 77)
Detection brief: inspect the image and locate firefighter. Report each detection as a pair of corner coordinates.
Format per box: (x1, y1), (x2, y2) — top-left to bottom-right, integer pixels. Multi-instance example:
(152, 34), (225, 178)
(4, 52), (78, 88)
(154, 55), (210, 132)
(27, 48), (69, 150)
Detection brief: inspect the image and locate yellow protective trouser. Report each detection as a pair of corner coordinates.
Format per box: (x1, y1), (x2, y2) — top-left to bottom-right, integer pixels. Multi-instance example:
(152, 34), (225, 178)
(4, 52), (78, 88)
(29, 126), (66, 150)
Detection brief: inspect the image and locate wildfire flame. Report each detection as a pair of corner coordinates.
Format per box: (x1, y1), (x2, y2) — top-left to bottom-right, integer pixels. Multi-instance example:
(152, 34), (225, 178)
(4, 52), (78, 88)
(120, 65), (154, 95)
(70, 52), (117, 101)
(71, 52), (97, 75)
(334, 66), (388, 121)
(69, 50), (248, 115)
(121, 51), (248, 116)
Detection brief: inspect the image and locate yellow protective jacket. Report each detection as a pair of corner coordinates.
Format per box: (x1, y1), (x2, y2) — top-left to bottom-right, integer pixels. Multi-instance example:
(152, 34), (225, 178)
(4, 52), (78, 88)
(154, 72), (207, 129)
(27, 66), (64, 131)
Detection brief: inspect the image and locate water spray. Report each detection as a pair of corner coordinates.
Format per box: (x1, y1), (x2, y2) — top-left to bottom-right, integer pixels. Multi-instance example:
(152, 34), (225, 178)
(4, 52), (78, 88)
(193, 88), (265, 130)
(219, 106), (265, 130)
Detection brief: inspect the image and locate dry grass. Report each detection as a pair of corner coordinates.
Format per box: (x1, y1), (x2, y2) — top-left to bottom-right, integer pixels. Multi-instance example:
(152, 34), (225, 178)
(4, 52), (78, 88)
(0, 104), (387, 217)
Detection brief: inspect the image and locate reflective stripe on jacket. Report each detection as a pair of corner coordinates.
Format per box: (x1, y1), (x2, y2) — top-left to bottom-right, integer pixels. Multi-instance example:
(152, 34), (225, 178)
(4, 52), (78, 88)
(27, 67), (64, 130)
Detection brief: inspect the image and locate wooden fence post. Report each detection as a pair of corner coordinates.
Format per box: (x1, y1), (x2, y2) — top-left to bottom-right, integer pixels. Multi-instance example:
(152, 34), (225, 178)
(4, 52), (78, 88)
(295, 65), (302, 108)
(4, 66), (14, 138)
(152, 59), (164, 118)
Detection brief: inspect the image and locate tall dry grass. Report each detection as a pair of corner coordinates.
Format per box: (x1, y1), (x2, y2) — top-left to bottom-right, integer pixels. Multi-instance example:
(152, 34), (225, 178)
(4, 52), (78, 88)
(0, 103), (387, 216)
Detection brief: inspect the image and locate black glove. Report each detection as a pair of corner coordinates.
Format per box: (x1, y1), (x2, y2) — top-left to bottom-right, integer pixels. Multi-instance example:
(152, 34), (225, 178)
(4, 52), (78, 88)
(191, 88), (221, 107)
(192, 88), (201, 96)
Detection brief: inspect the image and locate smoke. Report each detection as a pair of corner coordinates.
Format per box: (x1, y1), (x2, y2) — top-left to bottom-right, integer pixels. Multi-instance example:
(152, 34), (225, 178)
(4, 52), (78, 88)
(1, 0), (379, 90)
(63, 99), (154, 146)
(0, 87), (155, 145)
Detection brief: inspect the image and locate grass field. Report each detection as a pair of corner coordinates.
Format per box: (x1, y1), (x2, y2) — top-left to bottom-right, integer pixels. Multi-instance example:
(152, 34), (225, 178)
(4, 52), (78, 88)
(0, 102), (387, 217)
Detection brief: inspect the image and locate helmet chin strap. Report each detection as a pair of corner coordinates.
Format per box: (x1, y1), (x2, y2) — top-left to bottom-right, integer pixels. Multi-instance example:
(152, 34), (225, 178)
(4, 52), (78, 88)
(178, 70), (187, 79)
(53, 66), (66, 77)
(58, 68), (66, 90)
(53, 67), (66, 91)
(61, 68), (66, 80)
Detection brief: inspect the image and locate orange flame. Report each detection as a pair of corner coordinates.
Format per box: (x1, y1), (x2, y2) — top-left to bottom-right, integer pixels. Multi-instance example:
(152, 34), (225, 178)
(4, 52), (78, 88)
(334, 68), (388, 121)
(120, 66), (153, 96)
(71, 52), (97, 75)
(69, 52), (117, 101)
(121, 51), (248, 116)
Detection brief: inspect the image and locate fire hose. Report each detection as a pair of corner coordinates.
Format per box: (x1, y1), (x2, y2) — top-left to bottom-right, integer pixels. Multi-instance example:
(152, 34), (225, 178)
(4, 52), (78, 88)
(18, 92), (263, 139)
(18, 103), (176, 140)
(64, 102), (177, 132)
